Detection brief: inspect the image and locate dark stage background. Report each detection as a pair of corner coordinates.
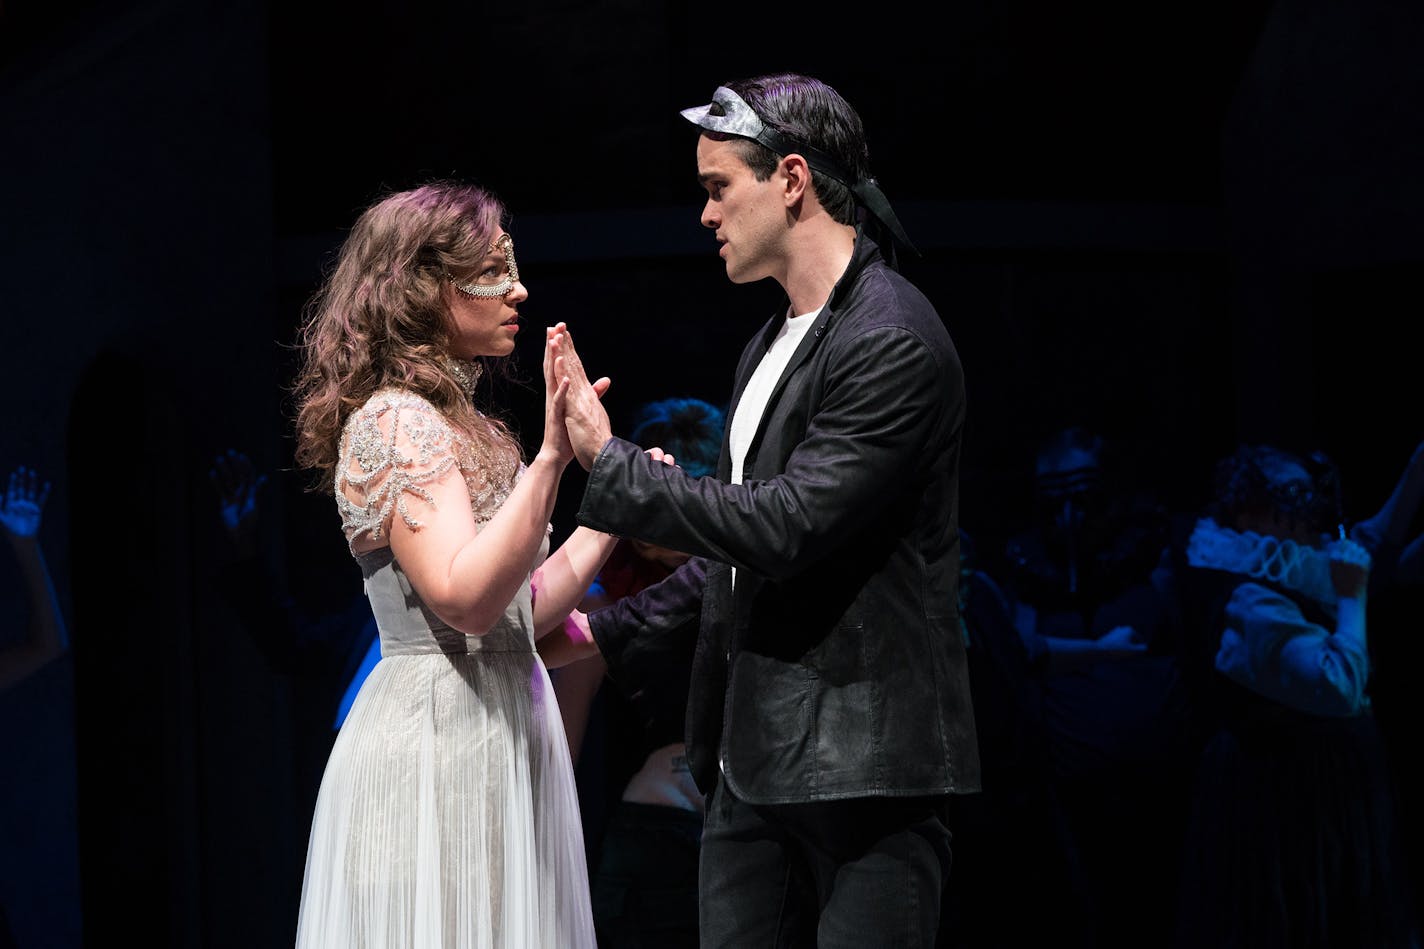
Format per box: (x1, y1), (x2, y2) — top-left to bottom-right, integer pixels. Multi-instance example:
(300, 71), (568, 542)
(1, 1), (1421, 946)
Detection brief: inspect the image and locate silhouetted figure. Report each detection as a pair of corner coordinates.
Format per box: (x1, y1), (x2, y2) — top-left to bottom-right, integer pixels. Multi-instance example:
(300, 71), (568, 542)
(206, 448), (379, 934)
(208, 449), (379, 735)
(1000, 427), (1193, 949)
(940, 530), (1091, 949)
(0, 465), (69, 949)
(1350, 439), (1424, 592)
(1348, 438), (1424, 925)
(0, 466), (69, 692)
(1171, 443), (1417, 949)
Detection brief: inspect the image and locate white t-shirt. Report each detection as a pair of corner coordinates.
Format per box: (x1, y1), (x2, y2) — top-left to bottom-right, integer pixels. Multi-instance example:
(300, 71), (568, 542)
(727, 306), (820, 589)
(729, 308), (819, 485)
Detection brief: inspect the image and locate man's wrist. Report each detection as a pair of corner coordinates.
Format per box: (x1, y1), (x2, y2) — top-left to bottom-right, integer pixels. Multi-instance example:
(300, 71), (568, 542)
(579, 435), (615, 472)
(1336, 593), (1368, 617)
(4, 530), (39, 552)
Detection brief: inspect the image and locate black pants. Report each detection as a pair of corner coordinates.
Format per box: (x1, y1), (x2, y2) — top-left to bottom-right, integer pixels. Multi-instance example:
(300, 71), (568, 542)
(592, 801), (703, 948)
(699, 775), (952, 948)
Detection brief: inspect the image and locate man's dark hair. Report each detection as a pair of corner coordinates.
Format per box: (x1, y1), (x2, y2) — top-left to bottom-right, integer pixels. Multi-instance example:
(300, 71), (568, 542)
(719, 73), (869, 227)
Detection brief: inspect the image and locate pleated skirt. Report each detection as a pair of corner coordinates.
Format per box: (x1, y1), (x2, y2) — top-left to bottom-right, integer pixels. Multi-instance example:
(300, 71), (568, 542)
(295, 650), (595, 948)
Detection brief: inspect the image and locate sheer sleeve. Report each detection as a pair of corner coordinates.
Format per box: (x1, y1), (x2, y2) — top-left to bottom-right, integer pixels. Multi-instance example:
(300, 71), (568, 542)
(1215, 581), (1371, 717)
(334, 390), (465, 550)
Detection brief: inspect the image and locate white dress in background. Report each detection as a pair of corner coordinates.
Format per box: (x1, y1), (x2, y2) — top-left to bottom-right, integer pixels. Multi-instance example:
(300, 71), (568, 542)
(295, 389), (595, 948)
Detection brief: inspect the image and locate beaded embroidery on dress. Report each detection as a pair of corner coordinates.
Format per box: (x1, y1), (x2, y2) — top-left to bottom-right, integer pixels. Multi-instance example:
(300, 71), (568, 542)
(335, 388), (518, 550)
(295, 388), (594, 948)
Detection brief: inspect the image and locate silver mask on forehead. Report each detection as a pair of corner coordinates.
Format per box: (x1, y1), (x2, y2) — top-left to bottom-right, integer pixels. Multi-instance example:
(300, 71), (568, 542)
(680, 86), (774, 144)
(681, 87), (853, 188)
(679, 86), (918, 262)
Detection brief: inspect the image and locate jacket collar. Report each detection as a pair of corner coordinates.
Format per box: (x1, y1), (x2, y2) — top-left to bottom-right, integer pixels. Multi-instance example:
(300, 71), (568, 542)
(827, 224), (885, 312)
(757, 224), (885, 349)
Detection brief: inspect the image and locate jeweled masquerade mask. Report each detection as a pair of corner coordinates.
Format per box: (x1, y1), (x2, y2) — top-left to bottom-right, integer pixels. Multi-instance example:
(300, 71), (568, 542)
(680, 85), (918, 260)
(450, 233), (519, 298)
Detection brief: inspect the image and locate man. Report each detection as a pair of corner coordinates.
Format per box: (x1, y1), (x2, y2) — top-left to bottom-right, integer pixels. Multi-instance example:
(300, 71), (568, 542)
(551, 72), (980, 946)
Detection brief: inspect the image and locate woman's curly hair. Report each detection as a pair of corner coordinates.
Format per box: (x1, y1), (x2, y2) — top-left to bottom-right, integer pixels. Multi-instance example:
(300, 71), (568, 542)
(291, 181), (523, 490)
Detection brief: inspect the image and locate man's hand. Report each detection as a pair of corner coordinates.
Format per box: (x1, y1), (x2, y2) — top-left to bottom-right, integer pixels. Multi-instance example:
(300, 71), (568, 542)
(1328, 537), (1372, 600)
(208, 449), (267, 551)
(548, 323), (613, 471)
(0, 466), (51, 541)
(1095, 625), (1148, 659)
(644, 446), (677, 467)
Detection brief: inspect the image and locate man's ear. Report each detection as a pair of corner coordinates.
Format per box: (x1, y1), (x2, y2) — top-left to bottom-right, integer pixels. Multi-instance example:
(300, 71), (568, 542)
(780, 153), (811, 207)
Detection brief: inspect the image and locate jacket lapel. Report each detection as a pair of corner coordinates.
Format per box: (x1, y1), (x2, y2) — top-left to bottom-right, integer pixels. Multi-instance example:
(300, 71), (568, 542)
(719, 228), (885, 480)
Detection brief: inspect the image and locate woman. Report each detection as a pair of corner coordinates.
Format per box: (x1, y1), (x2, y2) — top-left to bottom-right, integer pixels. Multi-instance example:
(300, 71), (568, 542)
(1172, 443), (1416, 949)
(290, 181), (612, 947)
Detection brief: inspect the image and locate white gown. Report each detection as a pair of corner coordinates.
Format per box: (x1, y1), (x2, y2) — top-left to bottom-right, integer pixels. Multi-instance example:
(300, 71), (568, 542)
(295, 389), (594, 948)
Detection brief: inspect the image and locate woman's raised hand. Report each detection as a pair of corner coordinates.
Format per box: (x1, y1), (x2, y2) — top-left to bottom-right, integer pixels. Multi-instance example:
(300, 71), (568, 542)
(548, 323), (613, 471)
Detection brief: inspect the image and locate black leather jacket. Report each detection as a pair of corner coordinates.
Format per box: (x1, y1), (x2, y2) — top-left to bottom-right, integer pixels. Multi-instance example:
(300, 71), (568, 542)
(581, 232), (981, 805)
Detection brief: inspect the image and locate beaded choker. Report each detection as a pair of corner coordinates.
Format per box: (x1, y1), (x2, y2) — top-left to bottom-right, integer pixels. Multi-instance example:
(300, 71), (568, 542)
(442, 355), (483, 398)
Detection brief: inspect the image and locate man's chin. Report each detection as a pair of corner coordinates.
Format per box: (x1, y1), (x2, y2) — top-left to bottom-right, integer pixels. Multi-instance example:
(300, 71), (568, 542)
(724, 263), (756, 284)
